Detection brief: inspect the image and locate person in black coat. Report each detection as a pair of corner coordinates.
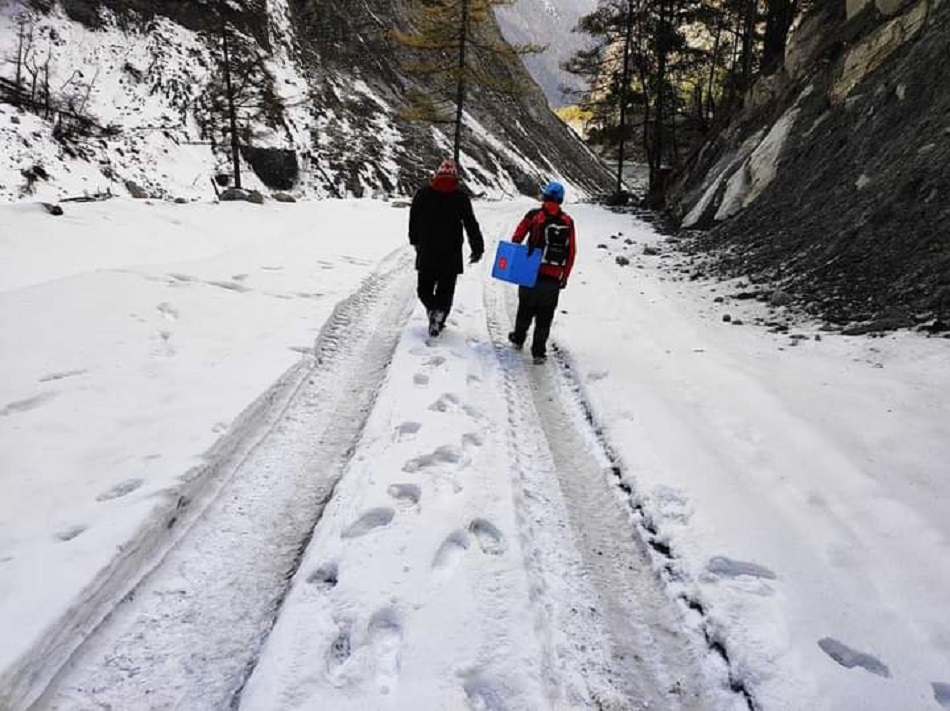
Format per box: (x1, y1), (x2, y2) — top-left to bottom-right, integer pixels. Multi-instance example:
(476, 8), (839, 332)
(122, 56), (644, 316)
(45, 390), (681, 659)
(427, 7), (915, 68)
(408, 159), (484, 336)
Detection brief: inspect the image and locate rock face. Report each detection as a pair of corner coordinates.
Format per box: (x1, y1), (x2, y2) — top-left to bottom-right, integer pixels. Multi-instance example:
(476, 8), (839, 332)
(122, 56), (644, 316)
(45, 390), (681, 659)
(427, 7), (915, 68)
(669, 0), (949, 327)
(6, 0), (612, 201)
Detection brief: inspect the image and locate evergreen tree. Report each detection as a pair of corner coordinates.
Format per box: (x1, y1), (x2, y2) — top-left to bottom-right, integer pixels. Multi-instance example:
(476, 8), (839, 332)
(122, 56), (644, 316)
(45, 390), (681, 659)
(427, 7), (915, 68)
(566, 0), (806, 204)
(196, 8), (282, 190)
(393, 0), (542, 166)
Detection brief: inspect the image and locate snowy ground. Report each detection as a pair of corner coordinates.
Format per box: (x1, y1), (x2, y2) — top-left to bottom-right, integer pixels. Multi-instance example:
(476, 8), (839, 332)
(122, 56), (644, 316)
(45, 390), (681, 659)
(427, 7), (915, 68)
(1, 198), (948, 710)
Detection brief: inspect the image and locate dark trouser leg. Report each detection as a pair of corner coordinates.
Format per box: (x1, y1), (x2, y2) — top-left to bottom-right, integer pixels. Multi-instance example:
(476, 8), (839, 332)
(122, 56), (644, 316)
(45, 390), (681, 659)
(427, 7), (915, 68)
(512, 286), (537, 343)
(417, 270), (437, 313)
(433, 272), (458, 324)
(530, 280), (561, 358)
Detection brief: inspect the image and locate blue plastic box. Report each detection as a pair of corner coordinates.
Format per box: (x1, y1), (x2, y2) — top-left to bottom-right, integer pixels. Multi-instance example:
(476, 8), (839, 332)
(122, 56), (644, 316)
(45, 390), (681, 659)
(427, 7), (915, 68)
(491, 240), (542, 287)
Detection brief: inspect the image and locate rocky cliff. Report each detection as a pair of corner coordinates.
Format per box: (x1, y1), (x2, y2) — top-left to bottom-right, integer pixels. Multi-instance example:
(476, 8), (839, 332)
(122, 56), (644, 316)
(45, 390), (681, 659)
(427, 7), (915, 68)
(0, 0), (613, 202)
(668, 0), (949, 332)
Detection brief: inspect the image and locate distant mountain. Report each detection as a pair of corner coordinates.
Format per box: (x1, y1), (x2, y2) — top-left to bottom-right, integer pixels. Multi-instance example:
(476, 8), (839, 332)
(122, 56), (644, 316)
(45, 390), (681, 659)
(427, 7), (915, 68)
(0, 0), (611, 202)
(494, 0), (597, 108)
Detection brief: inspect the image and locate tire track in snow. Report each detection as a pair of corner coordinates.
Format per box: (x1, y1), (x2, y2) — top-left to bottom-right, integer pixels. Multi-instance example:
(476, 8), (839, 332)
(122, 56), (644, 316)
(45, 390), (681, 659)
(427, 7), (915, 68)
(484, 276), (743, 711)
(32, 250), (417, 711)
(549, 341), (758, 711)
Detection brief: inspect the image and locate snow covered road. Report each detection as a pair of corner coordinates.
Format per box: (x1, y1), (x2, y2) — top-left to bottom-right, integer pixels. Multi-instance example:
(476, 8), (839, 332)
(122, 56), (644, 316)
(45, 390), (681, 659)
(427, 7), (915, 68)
(32, 240), (735, 711)
(3, 199), (949, 710)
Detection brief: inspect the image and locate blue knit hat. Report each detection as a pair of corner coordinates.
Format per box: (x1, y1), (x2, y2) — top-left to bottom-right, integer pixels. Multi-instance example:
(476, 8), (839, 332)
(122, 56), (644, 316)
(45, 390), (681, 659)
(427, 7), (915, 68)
(542, 181), (565, 203)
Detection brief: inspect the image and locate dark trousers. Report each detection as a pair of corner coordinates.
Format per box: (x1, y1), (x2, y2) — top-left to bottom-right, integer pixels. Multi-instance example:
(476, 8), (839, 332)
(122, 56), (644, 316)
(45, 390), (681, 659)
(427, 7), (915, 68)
(417, 269), (458, 322)
(512, 278), (561, 357)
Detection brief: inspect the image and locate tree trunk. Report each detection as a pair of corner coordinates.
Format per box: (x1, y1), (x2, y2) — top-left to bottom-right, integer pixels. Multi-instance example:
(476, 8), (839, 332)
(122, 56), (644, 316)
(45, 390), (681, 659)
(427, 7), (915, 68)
(762, 0), (799, 76)
(453, 0), (469, 166)
(706, 13), (724, 124)
(615, 0), (635, 200)
(740, 0), (759, 93)
(221, 20), (242, 189)
(650, 0), (670, 203)
(15, 19), (26, 98)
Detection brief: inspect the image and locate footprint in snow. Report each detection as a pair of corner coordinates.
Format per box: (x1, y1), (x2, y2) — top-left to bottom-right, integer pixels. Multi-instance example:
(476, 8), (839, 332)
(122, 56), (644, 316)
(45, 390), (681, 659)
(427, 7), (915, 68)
(462, 671), (509, 711)
(396, 421), (421, 438)
(38, 369), (87, 383)
(96, 478), (144, 502)
(341, 508), (395, 539)
(388, 483), (421, 506)
(429, 393), (461, 412)
(367, 608), (403, 691)
(462, 404), (483, 420)
(326, 629), (352, 680)
(466, 374), (481, 385)
(54, 525), (87, 542)
(157, 302), (179, 321)
(207, 280), (251, 293)
(0, 392), (58, 417)
(462, 432), (484, 448)
(151, 330), (176, 358)
(817, 637), (890, 678)
(469, 519), (507, 556)
(307, 562), (338, 590)
(413, 373), (430, 386)
(705, 556), (776, 580)
(403, 445), (462, 473)
(933, 682), (950, 708)
(426, 355), (447, 368)
(432, 530), (470, 573)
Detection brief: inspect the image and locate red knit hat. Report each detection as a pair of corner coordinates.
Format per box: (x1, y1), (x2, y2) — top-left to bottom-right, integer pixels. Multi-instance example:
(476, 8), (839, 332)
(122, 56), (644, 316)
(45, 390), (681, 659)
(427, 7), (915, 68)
(434, 158), (458, 179)
(431, 158), (459, 191)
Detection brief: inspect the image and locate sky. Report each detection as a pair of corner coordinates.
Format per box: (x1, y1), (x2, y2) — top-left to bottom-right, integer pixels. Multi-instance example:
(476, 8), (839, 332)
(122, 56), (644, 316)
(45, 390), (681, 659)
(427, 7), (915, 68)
(2, 197), (948, 710)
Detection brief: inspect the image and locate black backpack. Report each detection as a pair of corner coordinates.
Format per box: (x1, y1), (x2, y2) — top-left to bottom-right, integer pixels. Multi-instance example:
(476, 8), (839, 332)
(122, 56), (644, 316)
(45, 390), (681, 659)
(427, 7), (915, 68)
(540, 214), (571, 266)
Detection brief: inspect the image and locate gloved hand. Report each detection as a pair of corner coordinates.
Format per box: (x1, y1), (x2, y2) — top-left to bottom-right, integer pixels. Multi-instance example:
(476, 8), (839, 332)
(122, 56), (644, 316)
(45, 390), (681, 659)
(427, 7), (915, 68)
(559, 278), (567, 290)
(469, 251), (483, 264)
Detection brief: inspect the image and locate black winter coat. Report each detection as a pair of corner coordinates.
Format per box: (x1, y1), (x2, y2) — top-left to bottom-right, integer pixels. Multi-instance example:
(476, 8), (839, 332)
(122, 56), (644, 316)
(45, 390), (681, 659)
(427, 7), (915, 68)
(408, 185), (484, 274)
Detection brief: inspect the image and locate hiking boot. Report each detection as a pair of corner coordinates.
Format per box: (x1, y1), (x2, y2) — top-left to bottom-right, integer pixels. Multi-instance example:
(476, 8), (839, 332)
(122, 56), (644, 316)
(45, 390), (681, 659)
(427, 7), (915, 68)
(507, 332), (524, 350)
(429, 310), (445, 337)
(532, 354), (547, 365)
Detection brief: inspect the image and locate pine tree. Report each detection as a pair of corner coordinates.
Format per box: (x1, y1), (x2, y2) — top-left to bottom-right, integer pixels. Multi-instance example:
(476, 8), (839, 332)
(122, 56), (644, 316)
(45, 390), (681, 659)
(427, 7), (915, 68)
(393, 0), (542, 166)
(197, 6), (282, 190)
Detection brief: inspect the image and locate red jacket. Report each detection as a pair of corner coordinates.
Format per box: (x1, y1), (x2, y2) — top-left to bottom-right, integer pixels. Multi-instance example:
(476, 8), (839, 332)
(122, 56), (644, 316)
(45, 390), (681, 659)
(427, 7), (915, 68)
(512, 200), (576, 283)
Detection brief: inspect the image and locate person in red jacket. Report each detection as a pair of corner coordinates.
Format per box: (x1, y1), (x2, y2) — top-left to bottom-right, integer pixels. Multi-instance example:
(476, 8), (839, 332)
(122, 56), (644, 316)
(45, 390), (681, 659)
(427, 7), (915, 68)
(507, 181), (576, 363)
(409, 158), (484, 337)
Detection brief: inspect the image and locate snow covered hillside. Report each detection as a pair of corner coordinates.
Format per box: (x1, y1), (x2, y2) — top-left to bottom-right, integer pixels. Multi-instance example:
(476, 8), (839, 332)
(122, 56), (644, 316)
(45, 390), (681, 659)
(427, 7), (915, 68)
(0, 0), (612, 203)
(2, 197), (949, 710)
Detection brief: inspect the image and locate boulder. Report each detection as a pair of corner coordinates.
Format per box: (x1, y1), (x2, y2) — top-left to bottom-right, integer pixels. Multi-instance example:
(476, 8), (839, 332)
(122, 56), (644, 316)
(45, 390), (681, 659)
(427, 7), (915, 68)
(125, 180), (149, 199)
(832, 0), (929, 102)
(273, 192), (297, 203)
(770, 290), (794, 307)
(41, 202), (64, 216)
(220, 188), (265, 205)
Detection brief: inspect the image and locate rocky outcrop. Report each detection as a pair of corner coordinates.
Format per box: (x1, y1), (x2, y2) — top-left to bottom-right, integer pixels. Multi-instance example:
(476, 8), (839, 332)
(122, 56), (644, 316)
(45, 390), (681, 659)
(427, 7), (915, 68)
(669, 0), (950, 328)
